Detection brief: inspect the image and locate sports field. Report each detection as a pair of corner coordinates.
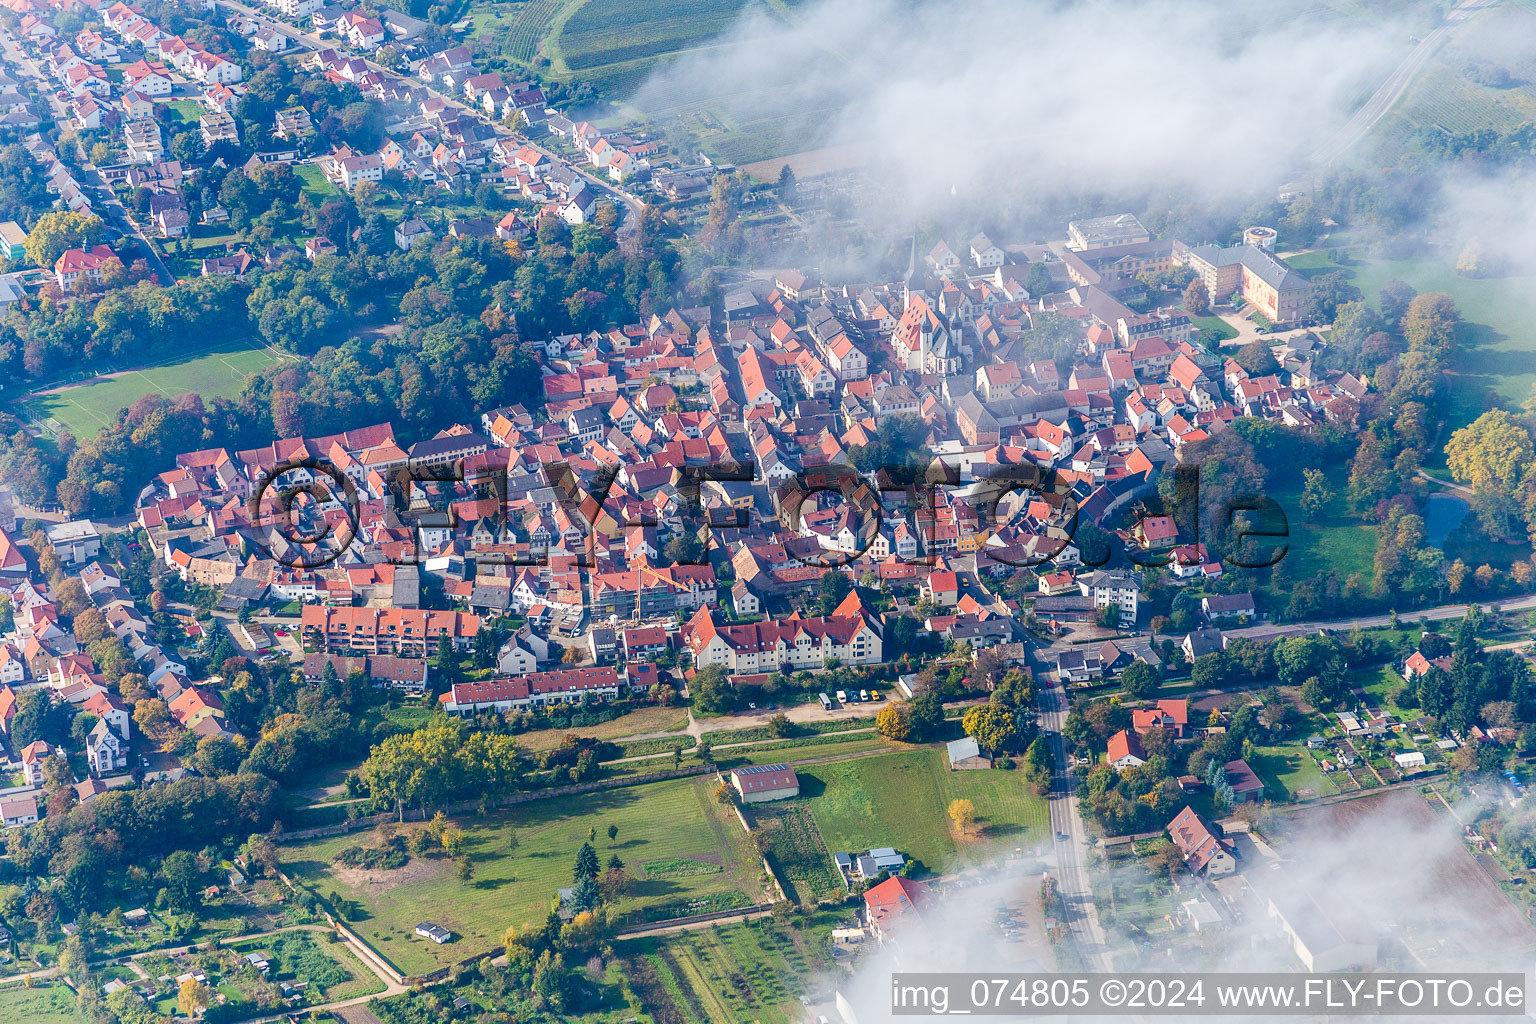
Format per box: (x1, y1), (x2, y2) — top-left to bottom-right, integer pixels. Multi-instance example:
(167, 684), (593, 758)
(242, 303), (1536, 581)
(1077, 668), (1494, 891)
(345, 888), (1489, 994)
(281, 776), (767, 976)
(793, 748), (1048, 875)
(27, 342), (285, 439)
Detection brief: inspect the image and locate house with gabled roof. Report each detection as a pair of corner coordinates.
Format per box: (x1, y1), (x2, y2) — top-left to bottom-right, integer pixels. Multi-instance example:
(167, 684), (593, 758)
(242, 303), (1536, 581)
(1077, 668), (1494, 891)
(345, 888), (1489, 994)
(1166, 805), (1236, 876)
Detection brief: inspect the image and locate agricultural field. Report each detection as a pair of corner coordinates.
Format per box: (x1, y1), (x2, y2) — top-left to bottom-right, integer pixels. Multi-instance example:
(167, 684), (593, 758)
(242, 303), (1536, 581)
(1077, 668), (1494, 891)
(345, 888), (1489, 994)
(750, 803), (842, 904)
(281, 776), (769, 976)
(24, 341), (288, 439)
(227, 930), (385, 1002)
(793, 749), (1048, 875)
(556, 0), (752, 73)
(1376, 6), (1536, 144)
(0, 985), (86, 1024)
(619, 914), (845, 1024)
(462, 0), (838, 166)
(1270, 789), (1536, 964)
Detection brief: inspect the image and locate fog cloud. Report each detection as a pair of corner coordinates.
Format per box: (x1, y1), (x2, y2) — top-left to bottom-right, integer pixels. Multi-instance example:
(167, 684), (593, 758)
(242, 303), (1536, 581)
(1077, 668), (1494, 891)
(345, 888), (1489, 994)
(632, 0), (1409, 220)
(830, 791), (1532, 1023)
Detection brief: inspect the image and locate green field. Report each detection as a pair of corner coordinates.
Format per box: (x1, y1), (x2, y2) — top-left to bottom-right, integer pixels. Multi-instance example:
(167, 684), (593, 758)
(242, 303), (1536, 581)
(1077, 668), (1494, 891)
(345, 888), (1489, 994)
(1249, 742), (1338, 801)
(619, 915), (840, 1024)
(229, 930), (385, 1002)
(1296, 247), (1536, 455)
(1359, 663), (1414, 719)
(164, 98), (204, 124)
(793, 749), (1048, 875)
(295, 162), (342, 200)
(751, 803), (842, 904)
(282, 776), (767, 976)
(556, 0), (751, 72)
(1190, 314), (1238, 342)
(27, 341), (286, 438)
(0, 985), (85, 1024)
(1249, 462), (1378, 585)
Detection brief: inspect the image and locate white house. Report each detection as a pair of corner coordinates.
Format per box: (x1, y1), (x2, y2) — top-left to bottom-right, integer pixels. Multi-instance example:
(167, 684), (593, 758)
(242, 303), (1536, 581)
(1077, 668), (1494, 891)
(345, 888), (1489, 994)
(86, 719), (126, 776)
(969, 232), (1004, 269)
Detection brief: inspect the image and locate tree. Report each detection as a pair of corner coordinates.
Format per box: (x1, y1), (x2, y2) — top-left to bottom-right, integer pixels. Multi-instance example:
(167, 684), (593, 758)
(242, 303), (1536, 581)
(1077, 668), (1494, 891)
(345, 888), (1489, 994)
(962, 703), (1019, 754)
(1403, 292), (1459, 354)
(1298, 467), (1335, 520)
(909, 691), (943, 740)
(776, 164), (796, 205)
(1379, 279), (1417, 325)
(573, 842), (599, 883)
(818, 571), (851, 615)
(1446, 409), (1532, 494)
(24, 211), (106, 267)
(532, 949), (568, 1010)
(1023, 734), (1053, 794)
(607, 824), (618, 843)
(178, 979), (211, 1017)
(1119, 661), (1159, 700)
(456, 855), (474, 884)
(1303, 270), (1361, 323)
(159, 850), (202, 912)
(1234, 339), (1280, 377)
(767, 713), (794, 738)
(947, 798), (976, 832)
(689, 665), (735, 714)
(875, 701), (913, 741)
(1182, 278), (1210, 315)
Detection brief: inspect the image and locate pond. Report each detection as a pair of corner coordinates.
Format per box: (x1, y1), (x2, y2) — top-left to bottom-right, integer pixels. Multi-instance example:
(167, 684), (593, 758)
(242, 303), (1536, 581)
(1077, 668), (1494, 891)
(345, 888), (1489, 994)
(1424, 492), (1470, 548)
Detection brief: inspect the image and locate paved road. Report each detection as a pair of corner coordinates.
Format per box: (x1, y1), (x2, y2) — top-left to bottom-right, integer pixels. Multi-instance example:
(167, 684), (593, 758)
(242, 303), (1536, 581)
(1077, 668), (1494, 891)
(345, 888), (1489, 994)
(1036, 683), (1108, 970)
(1223, 592), (1536, 639)
(1310, 0), (1497, 169)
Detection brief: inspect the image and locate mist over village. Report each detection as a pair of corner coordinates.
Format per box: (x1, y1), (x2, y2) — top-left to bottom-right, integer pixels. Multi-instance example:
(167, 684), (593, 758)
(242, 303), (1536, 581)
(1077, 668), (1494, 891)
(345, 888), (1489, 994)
(0, 0), (1533, 1023)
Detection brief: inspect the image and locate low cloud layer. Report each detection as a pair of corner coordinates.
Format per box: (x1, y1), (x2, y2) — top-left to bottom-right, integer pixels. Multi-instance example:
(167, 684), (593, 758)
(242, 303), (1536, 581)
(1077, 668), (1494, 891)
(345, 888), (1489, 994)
(631, 0), (1408, 220)
(831, 791), (1531, 1023)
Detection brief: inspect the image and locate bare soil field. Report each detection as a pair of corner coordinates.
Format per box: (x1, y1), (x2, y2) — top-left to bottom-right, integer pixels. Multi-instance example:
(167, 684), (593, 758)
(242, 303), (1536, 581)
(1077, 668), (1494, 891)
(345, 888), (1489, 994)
(1273, 789), (1536, 956)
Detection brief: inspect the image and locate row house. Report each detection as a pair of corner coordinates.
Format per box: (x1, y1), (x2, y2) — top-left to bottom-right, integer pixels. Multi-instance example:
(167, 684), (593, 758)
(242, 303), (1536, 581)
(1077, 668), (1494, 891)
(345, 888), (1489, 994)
(685, 608), (882, 673)
(300, 606), (481, 656)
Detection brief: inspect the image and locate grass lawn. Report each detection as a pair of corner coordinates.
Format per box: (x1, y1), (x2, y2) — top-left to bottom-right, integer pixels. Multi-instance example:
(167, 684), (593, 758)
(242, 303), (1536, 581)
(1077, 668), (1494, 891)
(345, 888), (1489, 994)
(792, 749), (1047, 875)
(163, 98), (204, 124)
(513, 704), (690, 751)
(619, 914), (841, 1024)
(281, 776), (767, 976)
(0, 985), (87, 1023)
(1249, 742), (1338, 801)
(1358, 664), (1415, 719)
(25, 340), (288, 438)
(1257, 465), (1377, 585)
(1293, 246), (1536, 463)
(295, 162), (342, 201)
(1190, 314), (1238, 342)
